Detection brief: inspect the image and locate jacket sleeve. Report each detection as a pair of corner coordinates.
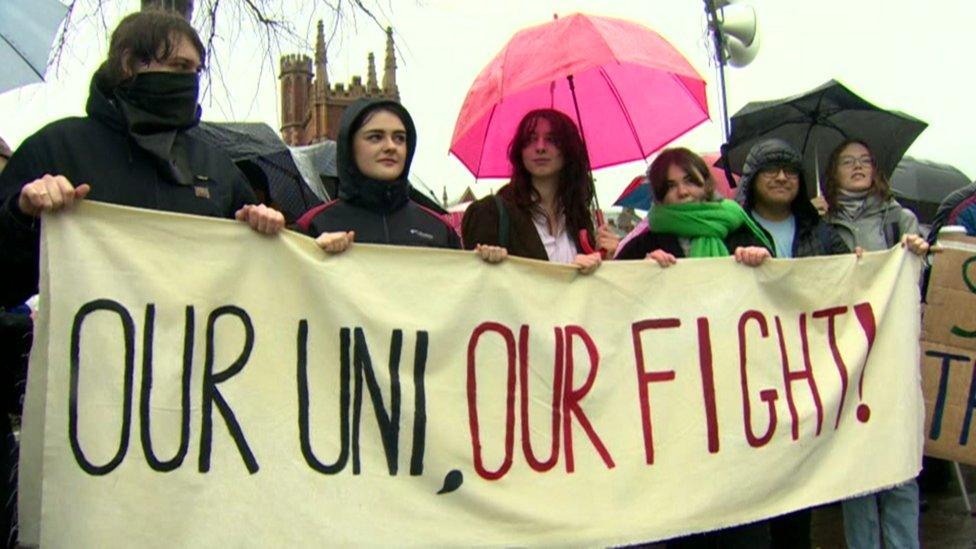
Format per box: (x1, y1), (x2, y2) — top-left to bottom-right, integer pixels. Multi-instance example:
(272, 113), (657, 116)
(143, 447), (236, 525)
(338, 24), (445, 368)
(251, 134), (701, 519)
(0, 135), (48, 308)
(228, 164), (258, 216)
(460, 197), (500, 250)
(447, 226), (462, 250)
(615, 232), (653, 260)
(725, 225), (772, 254)
(898, 207), (920, 237)
(823, 224), (852, 255)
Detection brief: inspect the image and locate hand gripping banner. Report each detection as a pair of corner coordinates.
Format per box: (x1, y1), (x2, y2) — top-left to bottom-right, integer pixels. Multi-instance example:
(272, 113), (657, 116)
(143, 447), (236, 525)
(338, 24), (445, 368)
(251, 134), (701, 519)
(20, 202), (923, 547)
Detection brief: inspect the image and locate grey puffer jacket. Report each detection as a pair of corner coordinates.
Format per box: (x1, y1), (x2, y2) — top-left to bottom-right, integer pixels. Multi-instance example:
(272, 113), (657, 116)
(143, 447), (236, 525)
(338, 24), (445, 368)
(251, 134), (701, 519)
(826, 194), (918, 252)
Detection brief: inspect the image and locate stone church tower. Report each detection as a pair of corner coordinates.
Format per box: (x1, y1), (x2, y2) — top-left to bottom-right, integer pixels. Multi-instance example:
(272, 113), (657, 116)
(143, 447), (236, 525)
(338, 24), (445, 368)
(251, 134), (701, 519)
(279, 21), (400, 146)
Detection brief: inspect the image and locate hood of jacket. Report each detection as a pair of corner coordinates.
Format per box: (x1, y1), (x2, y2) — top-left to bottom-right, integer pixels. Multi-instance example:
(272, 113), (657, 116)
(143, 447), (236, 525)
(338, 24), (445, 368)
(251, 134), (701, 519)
(735, 138), (820, 224)
(336, 98), (417, 213)
(87, 70), (127, 132)
(87, 68), (203, 186)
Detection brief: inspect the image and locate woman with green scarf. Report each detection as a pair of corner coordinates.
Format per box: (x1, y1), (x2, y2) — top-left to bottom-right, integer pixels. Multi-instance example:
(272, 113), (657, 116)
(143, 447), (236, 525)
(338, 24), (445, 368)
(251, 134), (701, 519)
(616, 148), (775, 545)
(616, 148), (773, 267)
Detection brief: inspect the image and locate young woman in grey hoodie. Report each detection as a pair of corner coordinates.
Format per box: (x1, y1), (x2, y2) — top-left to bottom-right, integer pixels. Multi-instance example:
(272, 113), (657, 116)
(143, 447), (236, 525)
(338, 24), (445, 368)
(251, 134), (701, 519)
(822, 138), (929, 549)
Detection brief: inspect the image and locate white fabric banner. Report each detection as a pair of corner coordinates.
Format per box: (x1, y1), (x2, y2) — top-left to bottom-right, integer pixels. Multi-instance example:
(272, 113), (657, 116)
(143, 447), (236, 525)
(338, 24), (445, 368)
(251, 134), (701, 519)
(20, 202), (924, 547)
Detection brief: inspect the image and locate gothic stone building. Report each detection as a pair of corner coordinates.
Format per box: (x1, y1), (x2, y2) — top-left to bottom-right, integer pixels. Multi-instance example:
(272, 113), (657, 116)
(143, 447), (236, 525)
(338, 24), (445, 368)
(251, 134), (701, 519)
(279, 21), (399, 146)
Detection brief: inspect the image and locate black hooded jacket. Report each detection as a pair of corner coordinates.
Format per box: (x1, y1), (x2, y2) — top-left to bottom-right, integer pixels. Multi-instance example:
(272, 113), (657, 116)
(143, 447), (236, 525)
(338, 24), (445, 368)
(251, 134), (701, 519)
(297, 98), (460, 249)
(727, 139), (850, 258)
(0, 72), (256, 308)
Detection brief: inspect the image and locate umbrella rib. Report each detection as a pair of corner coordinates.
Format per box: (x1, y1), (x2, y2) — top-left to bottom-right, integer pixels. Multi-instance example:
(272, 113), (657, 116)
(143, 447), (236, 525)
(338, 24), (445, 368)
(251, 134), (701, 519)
(798, 92), (830, 161)
(475, 103), (499, 179)
(597, 66), (646, 161)
(0, 33), (45, 80)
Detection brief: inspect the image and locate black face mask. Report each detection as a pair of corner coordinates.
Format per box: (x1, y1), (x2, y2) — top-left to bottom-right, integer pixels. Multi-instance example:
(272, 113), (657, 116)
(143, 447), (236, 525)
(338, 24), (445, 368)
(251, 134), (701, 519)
(114, 71), (201, 131)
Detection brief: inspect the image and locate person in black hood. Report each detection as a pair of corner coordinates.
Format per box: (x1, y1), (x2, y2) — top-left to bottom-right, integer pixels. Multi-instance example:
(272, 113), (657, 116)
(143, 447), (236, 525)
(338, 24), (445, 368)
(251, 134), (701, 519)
(0, 10), (285, 309)
(726, 138), (848, 549)
(728, 138), (850, 259)
(296, 98), (460, 251)
(0, 11), (284, 546)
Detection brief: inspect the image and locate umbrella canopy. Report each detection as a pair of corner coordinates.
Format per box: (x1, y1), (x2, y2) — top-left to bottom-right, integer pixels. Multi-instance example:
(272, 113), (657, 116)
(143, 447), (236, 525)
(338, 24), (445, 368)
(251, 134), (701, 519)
(450, 13), (709, 179)
(0, 0), (68, 94)
(290, 140), (338, 200)
(190, 122), (324, 222)
(929, 182), (976, 237)
(890, 157), (971, 225)
(721, 80), (927, 195)
(613, 152), (737, 210)
(613, 175), (651, 210)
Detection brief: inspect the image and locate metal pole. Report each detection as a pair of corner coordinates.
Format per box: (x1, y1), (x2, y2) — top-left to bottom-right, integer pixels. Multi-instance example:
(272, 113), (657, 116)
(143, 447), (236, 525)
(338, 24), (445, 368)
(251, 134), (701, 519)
(567, 74), (602, 213)
(705, 0), (731, 141)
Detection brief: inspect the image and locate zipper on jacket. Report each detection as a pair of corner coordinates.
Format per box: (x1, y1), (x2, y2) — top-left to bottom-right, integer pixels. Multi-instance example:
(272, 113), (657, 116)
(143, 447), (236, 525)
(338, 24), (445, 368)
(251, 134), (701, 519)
(383, 214), (390, 243)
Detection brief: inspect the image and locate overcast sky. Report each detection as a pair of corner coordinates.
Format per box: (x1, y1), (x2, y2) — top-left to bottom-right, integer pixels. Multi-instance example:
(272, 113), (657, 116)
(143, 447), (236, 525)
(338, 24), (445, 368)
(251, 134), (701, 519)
(2, 0), (973, 208)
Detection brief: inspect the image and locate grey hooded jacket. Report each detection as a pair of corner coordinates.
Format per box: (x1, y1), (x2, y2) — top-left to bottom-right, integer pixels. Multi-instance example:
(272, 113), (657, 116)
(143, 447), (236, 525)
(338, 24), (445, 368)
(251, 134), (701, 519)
(826, 194), (919, 252)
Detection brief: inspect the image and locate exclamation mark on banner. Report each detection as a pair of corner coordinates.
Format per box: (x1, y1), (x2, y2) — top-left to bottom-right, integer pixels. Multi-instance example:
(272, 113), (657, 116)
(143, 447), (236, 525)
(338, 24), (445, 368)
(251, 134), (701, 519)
(853, 303), (877, 423)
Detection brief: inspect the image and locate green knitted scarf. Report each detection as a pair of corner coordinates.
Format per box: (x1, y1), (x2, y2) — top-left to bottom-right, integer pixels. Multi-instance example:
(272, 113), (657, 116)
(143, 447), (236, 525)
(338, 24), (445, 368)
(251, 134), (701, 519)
(647, 199), (774, 258)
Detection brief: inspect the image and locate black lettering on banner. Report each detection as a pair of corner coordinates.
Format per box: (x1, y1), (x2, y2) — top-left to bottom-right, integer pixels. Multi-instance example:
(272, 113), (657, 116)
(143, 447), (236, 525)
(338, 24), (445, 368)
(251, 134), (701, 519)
(297, 322), (351, 474)
(140, 305), (194, 471)
(352, 328), (401, 475)
(69, 299), (135, 476)
(198, 306), (259, 473)
(410, 331), (429, 476)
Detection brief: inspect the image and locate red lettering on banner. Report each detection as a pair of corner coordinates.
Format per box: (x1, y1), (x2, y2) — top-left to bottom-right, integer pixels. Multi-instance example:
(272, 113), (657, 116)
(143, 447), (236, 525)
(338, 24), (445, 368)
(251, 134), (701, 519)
(466, 322), (516, 480)
(697, 318), (720, 454)
(813, 306), (850, 429)
(780, 315), (824, 440)
(631, 319), (679, 464)
(563, 325), (614, 472)
(519, 326), (563, 471)
(792, 313), (825, 438)
(853, 302), (877, 423)
(738, 311), (778, 447)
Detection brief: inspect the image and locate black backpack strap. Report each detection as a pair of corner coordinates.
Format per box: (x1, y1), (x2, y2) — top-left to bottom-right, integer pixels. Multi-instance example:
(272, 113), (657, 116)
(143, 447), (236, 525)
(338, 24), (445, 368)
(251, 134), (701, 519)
(493, 194), (510, 248)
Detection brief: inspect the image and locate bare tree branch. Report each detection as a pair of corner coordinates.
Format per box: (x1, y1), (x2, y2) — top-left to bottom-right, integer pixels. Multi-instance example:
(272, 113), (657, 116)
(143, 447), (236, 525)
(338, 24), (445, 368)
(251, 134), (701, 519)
(48, 0), (398, 113)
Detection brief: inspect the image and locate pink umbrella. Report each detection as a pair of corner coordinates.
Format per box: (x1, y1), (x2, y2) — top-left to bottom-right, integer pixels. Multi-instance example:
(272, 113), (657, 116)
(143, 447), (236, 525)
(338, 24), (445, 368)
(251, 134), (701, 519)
(701, 152), (738, 198)
(450, 13), (710, 179)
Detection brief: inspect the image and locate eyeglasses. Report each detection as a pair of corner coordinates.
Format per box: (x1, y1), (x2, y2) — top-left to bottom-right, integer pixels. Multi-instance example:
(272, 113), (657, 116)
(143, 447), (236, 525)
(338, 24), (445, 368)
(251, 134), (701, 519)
(758, 165), (800, 180)
(839, 156), (874, 169)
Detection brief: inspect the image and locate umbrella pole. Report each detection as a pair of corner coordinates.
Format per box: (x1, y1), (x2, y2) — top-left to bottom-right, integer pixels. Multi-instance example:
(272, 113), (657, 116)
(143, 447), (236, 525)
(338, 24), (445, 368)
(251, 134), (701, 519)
(567, 74), (602, 213)
(567, 74), (605, 255)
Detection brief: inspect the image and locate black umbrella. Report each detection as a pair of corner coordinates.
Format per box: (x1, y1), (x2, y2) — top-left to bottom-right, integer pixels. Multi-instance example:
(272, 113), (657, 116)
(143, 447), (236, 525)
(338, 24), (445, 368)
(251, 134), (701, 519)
(929, 182), (976, 239)
(891, 157), (971, 225)
(720, 80), (928, 195)
(191, 122), (324, 222)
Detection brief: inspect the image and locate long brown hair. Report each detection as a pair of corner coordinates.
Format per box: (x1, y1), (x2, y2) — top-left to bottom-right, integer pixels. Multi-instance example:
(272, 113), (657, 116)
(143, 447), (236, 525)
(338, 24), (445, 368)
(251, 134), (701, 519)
(647, 148), (716, 203)
(505, 109), (595, 240)
(823, 138), (892, 210)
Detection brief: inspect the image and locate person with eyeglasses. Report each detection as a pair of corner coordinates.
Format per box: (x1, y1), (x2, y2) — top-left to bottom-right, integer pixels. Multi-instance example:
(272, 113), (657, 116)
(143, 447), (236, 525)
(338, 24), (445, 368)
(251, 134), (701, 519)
(728, 139), (849, 263)
(823, 138), (928, 549)
(823, 139), (929, 257)
(721, 138), (849, 548)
